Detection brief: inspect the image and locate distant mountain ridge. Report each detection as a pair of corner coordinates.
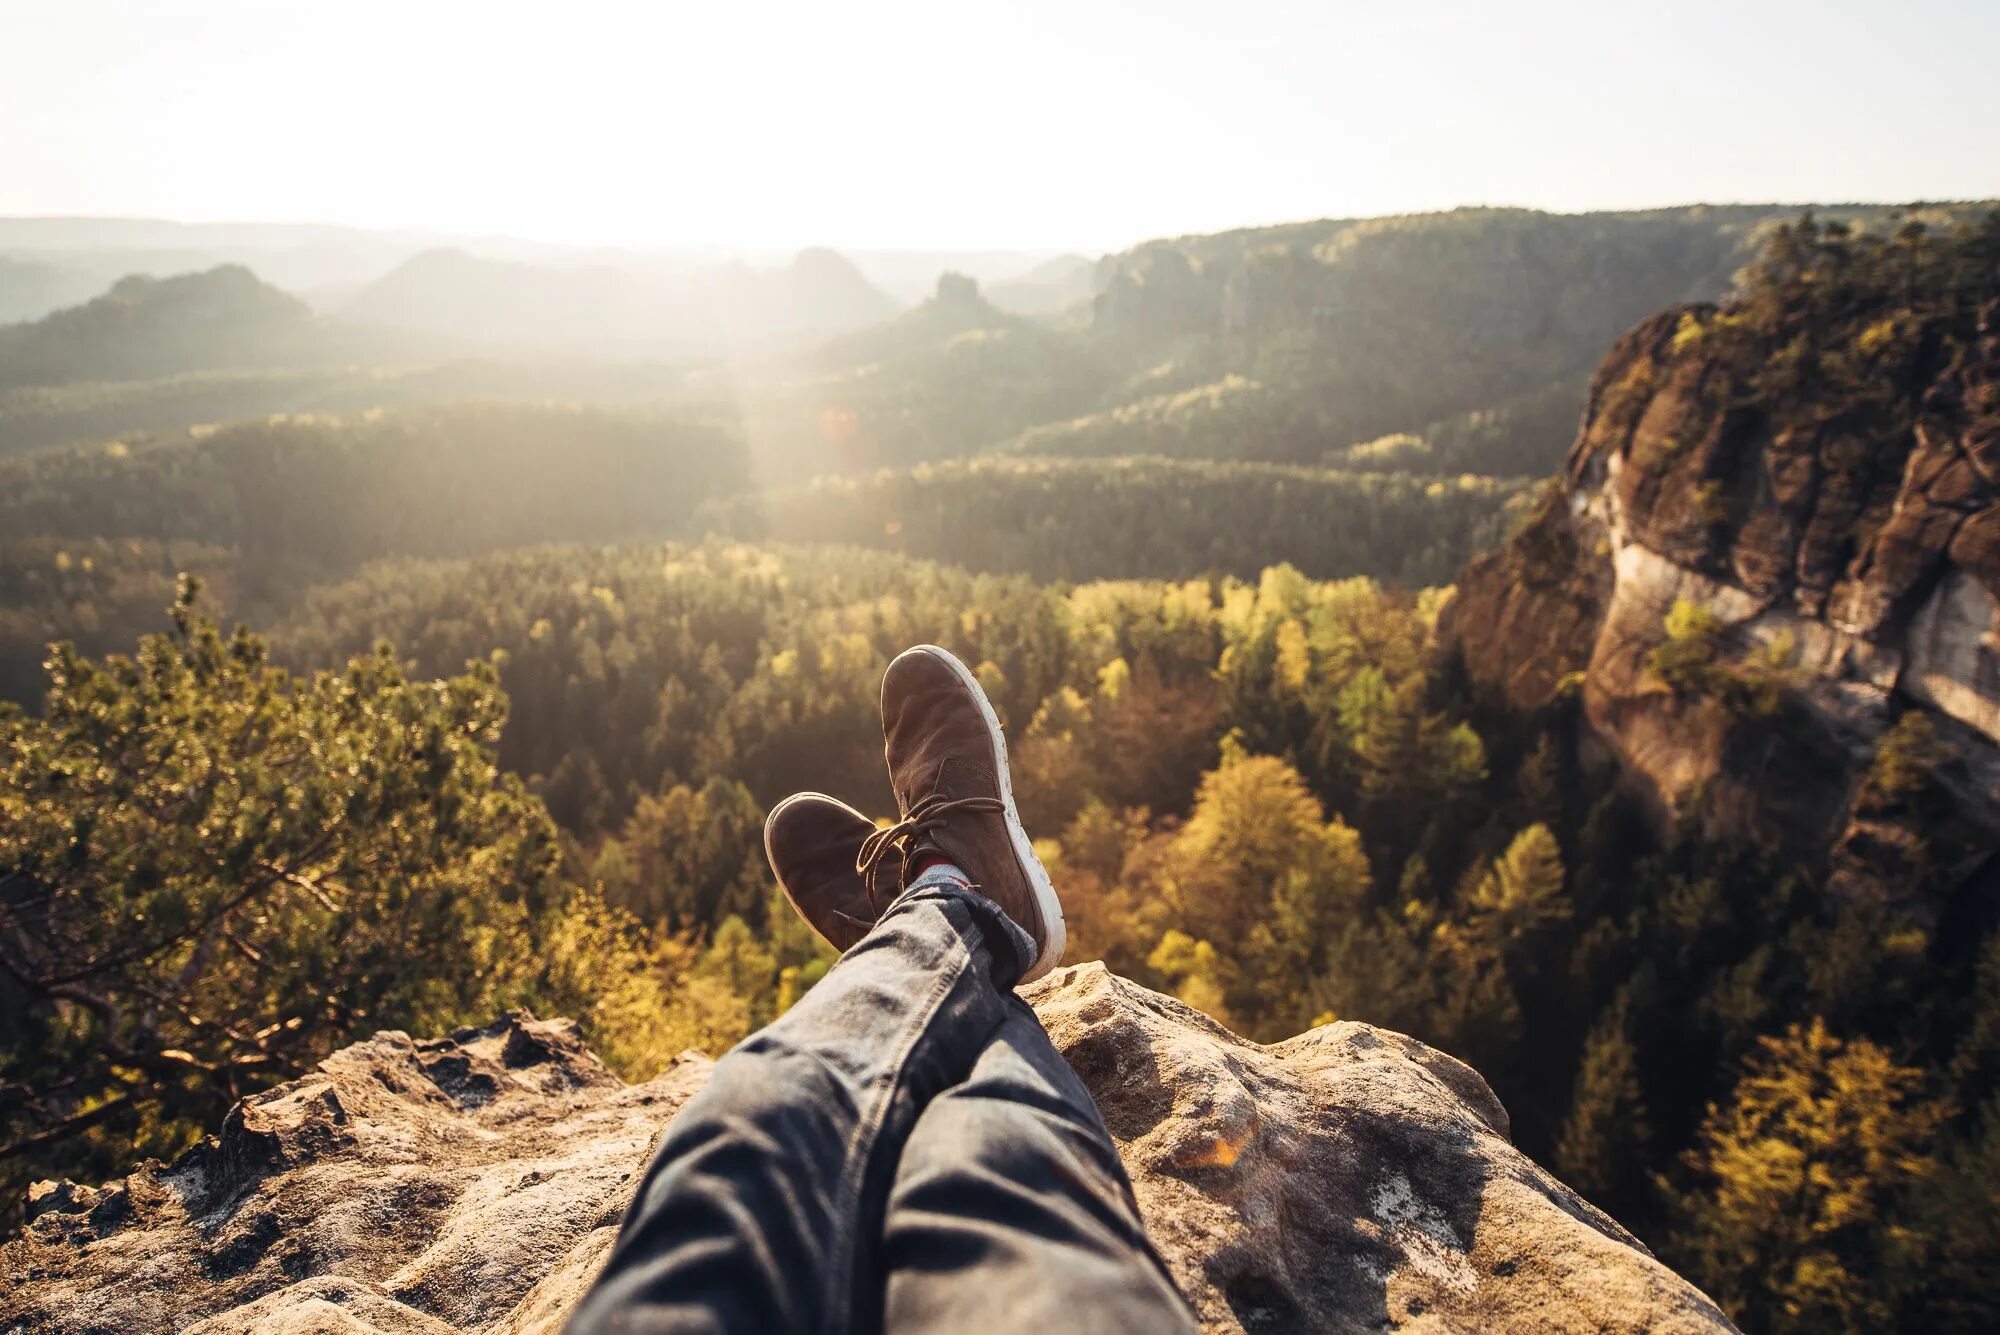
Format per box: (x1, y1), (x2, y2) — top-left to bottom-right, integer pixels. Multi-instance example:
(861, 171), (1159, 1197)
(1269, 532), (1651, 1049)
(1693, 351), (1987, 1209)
(733, 205), (2000, 479)
(0, 265), (330, 389)
(0, 216), (1073, 327)
(985, 253), (1097, 315)
(0, 218), (462, 312)
(6, 203), (1997, 483)
(342, 245), (899, 353)
(1081, 203), (2000, 452)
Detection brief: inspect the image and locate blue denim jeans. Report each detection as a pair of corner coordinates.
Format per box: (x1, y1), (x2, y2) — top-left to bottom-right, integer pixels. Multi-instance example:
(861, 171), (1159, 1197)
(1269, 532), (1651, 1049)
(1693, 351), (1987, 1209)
(566, 877), (1194, 1334)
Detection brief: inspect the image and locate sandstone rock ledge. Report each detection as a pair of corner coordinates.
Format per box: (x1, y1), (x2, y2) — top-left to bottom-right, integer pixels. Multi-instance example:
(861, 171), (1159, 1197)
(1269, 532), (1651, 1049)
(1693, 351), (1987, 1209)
(2, 963), (1734, 1334)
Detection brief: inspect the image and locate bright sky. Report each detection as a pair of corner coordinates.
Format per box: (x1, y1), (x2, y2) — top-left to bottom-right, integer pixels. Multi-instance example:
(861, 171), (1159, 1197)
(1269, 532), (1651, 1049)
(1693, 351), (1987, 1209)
(2, 0), (1995, 253)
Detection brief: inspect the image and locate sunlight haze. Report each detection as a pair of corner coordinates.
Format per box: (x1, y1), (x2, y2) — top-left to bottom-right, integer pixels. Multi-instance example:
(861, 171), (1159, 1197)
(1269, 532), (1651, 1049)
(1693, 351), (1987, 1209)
(4, 0), (1996, 252)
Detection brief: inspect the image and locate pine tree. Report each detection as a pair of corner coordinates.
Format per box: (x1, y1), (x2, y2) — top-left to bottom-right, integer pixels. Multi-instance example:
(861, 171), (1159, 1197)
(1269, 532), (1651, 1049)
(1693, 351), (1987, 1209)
(617, 777), (767, 930)
(1911, 1097), (2000, 1331)
(1555, 994), (1649, 1208)
(1467, 823), (1570, 946)
(1517, 730), (1564, 828)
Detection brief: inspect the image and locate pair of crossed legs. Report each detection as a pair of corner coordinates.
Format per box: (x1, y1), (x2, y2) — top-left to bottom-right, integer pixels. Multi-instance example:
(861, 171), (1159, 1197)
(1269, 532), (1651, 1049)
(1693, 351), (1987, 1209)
(568, 877), (1192, 1333)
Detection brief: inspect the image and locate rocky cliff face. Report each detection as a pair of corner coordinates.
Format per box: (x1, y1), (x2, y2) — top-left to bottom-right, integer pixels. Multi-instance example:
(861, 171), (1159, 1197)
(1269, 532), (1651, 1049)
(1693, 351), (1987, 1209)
(2, 965), (1731, 1334)
(1450, 293), (2000, 888)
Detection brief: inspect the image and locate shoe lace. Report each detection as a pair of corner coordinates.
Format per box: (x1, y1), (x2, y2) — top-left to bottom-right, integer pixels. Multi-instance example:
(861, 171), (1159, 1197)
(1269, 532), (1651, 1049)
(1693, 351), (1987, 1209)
(854, 792), (1005, 912)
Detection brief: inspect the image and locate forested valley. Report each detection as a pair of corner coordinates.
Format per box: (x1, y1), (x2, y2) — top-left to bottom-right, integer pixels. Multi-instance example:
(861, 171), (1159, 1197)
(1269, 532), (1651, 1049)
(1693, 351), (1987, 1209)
(4, 206), (2000, 1333)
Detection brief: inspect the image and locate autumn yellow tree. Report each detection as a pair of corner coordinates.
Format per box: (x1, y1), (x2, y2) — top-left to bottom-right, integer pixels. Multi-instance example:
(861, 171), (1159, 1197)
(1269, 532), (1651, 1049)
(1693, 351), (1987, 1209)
(1667, 1019), (1948, 1333)
(1159, 746), (1372, 1033)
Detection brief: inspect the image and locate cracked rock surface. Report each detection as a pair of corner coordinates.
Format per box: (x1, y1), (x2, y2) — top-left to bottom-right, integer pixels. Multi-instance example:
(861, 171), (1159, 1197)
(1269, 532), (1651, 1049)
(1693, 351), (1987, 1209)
(1, 966), (1732, 1334)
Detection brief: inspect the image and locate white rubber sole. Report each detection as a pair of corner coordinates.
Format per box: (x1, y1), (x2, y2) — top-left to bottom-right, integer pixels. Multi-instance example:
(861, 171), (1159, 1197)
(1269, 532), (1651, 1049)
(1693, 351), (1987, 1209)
(906, 644), (1066, 983)
(763, 790), (872, 949)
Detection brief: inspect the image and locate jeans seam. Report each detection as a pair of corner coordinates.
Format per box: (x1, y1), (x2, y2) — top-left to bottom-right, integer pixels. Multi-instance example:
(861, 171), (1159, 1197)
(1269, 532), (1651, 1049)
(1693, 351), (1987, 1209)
(821, 903), (978, 1335)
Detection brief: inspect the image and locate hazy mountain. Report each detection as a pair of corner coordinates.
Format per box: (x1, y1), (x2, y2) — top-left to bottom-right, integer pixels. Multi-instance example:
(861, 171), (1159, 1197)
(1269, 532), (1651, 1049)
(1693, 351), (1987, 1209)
(840, 249), (1080, 304)
(985, 254), (1097, 315)
(716, 247), (902, 341)
(0, 218), (778, 323)
(0, 218), (455, 307)
(0, 218), (1081, 328)
(815, 270), (1019, 362)
(0, 265), (327, 388)
(10, 203), (1995, 483)
(343, 246), (898, 354)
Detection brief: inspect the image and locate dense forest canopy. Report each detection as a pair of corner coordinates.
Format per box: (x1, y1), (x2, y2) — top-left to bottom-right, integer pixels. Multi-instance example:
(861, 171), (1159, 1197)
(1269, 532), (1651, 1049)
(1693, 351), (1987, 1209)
(3, 207), (2000, 1331)
(0, 404), (746, 575)
(0, 358), (701, 462)
(0, 404), (747, 701)
(697, 456), (1535, 586)
(0, 404), (1529, 712)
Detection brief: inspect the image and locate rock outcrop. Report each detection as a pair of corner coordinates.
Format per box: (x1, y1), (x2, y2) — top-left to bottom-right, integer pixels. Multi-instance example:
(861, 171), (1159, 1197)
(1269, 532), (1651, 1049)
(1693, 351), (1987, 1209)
(2, 965), (1732, 1334)
(1449, 294), (2000, 885)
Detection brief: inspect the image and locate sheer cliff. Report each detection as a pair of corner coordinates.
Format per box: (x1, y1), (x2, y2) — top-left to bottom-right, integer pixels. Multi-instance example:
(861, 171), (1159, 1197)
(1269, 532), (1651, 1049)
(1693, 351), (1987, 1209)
(1449, 216), (2000, 902)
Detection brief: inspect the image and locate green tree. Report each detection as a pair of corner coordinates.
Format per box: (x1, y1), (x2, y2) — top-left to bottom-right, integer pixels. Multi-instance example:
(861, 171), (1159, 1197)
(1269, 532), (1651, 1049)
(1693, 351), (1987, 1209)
(1516, 730), (1563, 828)
(1162, 750), (1372, 1031)
(1555, 993), (1650, 1208)
(1466, 823), (1570, 946)
(693, 913), (782, 1031)
(1910, 1097), (2000, 1331)
(1309, 904), (1436, 1039)
(0, 584), (583, 1217)
(615, 778), (767, 931)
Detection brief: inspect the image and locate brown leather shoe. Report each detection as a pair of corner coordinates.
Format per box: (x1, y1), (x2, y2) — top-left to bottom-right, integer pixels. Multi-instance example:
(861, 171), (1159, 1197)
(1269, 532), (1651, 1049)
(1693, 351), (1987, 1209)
(763, 793), (881, 952)
(858, 644), (1065, 983)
